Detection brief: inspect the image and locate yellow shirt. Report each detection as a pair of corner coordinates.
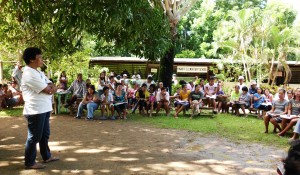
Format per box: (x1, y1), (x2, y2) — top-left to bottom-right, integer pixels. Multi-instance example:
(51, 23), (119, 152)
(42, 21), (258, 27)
(180, 90), (191, 101)
(135, 90), (150, 99)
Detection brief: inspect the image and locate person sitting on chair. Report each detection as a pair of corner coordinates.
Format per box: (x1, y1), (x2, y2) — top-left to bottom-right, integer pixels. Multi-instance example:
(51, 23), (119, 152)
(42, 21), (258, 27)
(189, 84), (204, 119)
(100, 86), (115, 120)
(235, 86), (251, 116)
(216, 83), (226, 113)
(174, 84), (191, 118)
(156, 87), (170, 116)
(113, 83), (127, 119)
(204, 76), (217, 113)
(264, 89), (288, 133)
(133, 83), (149, 115)
(253, 87), (271, 119)
(74, 85), (99, 120)
(64, 73), (86, 109)
(226, 85), (240, 113)
(277, 88), (300, 137)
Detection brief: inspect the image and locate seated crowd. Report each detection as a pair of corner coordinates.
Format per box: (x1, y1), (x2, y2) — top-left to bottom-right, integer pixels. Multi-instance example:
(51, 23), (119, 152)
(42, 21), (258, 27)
(0, 81), (24, 109)
(2, 68), (300, 143)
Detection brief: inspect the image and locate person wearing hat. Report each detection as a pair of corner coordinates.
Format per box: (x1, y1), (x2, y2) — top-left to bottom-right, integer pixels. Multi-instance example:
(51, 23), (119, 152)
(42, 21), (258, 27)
(249, 80), (258, 95)
(123, 74), (129, 85)
(249, 80), (258, 108)
(237, 76), (246, 93)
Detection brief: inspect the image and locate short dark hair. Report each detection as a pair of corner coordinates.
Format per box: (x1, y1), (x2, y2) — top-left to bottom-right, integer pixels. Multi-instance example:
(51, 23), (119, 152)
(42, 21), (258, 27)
(103, 86), (109, 92)
(23, 47), (42, 65)
(116, 83), (122, 87)
(161, 87), (166, 91)
(149, 84), (156, 90)
(88, 85), (95, 92)
(141, 83), (147, 88)
(242, 86), (248, 92)
(284, 140), (300, 174)
(279, 88), (286, 94)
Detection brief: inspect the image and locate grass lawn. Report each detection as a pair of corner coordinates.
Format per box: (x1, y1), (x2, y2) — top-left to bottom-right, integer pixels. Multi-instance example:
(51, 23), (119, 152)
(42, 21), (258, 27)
(130, 112), (291, 149)
(0, 107), (291, 149)
(0, 107), (23, 117)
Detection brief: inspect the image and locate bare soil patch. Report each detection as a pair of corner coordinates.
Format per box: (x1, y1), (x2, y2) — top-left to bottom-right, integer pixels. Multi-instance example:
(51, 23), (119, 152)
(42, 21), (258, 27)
(0, 115), (285, 175)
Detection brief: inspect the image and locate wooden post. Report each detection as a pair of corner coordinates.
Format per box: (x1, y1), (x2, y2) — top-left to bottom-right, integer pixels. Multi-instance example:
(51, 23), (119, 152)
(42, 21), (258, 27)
(0, 61), (3, 83)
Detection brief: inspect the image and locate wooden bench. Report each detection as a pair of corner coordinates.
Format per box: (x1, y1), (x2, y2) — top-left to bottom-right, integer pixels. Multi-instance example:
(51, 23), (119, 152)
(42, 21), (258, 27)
(198, 98), (215, 117)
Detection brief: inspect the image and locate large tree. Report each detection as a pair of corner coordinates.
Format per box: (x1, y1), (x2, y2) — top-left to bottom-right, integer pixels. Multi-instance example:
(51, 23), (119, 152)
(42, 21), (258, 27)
(1, 0), (197, 91)
(151, 0), (198, 91)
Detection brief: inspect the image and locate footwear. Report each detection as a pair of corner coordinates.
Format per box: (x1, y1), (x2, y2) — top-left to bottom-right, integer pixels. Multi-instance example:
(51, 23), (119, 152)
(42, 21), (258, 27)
(288, 138), (296, 144)
(25, 163), (46, 169)
(110, 116), (116, 120)
(43, 156), (60, 163)
(99, 116), (107, 120)
(74, 116), (81, 119)
(85, 118), (93, 121)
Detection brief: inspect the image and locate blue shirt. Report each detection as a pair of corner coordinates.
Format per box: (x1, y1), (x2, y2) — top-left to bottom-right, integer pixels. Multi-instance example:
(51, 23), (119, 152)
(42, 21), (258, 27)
(253, 93), (264, 109)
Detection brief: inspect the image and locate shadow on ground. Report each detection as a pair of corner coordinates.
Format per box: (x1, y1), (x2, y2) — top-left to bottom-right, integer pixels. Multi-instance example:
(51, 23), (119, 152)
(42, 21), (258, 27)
(0, 115), (284, 175)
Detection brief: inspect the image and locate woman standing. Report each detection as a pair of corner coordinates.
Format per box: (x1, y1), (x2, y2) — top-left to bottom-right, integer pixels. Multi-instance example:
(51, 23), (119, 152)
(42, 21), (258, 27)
(21, 47), (59, 169)
(58, 71), (68, 90)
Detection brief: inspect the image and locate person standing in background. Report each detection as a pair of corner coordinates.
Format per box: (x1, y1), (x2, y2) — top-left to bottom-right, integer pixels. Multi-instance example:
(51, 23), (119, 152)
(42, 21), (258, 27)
(21, 47), (59, 169)
(12, 61), (23, 90)
(58, 71), (68, 90)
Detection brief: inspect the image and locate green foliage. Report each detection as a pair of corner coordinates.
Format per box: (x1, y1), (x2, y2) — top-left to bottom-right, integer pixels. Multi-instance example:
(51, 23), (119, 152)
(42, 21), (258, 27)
(176, 0), (267, 58)
(171, 83), (182, 95)
(213, 1), (299, 84)
(260, 84), (278, 95)
(175, 50), (196, 58)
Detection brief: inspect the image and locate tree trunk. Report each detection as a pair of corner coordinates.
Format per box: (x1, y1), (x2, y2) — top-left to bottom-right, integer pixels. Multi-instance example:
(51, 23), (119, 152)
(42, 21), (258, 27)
(159, 46), (175, 94)
(271, 56), (280, 86)
(268, 53), (275, 85)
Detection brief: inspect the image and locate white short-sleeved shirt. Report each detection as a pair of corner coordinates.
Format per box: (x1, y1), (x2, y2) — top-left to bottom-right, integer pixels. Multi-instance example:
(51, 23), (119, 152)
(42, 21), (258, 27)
(205, 83), (217, 94)
(21, 66), (52, 115)
(238, 83), (246, 93)
(156, 91), (170, 102)
(101, 93), (113, 103)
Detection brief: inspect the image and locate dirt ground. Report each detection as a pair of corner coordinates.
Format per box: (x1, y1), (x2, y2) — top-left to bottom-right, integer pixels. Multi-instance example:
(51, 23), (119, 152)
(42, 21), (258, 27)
(0, 115), (286, 175)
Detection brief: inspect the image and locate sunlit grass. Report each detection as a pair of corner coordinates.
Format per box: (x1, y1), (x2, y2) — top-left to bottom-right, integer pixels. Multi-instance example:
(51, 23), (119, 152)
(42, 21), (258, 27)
(0, 107), (23, 117)
(129, 112), (291, 149)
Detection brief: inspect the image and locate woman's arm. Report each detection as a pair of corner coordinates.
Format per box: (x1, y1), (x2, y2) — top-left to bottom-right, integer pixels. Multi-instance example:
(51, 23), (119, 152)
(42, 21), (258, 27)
(41, 84), (58, 95)
(287, 103), (292, 115)
(93, 94), (100, 103)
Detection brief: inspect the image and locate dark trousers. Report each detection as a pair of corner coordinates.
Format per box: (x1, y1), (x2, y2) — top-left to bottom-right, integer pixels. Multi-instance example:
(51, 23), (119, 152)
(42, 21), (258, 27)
(66, 95), (78, 106)
(24, 112), (51, 166)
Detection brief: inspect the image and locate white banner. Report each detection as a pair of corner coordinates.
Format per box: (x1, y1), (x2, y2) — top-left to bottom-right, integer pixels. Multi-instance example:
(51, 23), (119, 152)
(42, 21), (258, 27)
(150, 68), (157, 73)
(177, 66), (208, 73)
